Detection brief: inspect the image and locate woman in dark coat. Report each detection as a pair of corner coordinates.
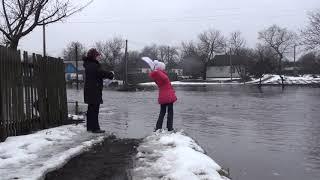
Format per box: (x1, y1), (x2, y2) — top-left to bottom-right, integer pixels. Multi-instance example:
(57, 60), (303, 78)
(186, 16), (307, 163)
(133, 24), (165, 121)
(83, 48), (114, 133)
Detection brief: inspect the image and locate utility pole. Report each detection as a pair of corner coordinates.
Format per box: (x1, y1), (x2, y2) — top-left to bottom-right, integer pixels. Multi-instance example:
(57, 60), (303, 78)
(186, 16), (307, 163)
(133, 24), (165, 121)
(293, 44), (297, 75)
(124, 39), (128, 86)
(229, 48), (233, 80)
(167, 46), (170, 70)
(75, 44), (79, 90)
(42, 21), (46, 57)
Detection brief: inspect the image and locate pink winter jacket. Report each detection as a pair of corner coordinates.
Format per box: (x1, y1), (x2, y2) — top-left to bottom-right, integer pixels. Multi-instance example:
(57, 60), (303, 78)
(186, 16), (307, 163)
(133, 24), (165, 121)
(149, 70), (177, 105)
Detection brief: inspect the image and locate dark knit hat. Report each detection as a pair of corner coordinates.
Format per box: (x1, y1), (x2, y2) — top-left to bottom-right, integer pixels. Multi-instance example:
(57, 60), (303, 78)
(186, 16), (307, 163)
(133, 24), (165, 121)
(87, 48), (100, 59)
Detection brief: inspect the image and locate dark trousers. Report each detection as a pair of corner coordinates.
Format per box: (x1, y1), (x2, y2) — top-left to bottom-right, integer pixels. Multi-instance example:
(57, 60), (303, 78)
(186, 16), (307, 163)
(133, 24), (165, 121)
(156, 103), (174, 131)
(87, 104), (100, 131)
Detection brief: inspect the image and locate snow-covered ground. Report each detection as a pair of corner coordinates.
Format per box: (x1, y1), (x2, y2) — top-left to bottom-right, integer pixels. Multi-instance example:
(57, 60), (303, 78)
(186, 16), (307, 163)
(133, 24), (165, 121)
(68, 114), (85, 120)
(247, 74), (320, 85)
(132, 130), (229, 180)
(0, 124), (106, 180)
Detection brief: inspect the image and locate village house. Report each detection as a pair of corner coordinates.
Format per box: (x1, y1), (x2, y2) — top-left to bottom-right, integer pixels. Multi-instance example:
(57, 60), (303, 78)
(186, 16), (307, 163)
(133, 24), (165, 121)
(206, 55), (246, 79)
(168, 62), (184, 76)
(64, 62), (84, 82)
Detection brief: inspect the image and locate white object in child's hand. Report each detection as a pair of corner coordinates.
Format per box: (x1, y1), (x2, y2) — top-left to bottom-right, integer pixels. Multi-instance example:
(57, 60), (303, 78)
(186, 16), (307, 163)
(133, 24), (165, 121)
(141, 57), (156, 70)
(104, 79), (113, 86)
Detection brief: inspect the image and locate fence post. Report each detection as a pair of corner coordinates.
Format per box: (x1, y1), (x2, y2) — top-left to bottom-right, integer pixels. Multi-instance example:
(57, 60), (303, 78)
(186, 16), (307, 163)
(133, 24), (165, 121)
(58, 58), (68, 124)
(75, 101), (78, 115)
(0, 47), (5, 141)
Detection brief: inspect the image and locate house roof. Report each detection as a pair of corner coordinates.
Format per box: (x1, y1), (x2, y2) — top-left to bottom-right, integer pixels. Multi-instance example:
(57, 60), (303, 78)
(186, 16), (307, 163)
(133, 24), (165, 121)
(207, 55), (246, 66)
(64, 61), (85, 71)
(64, 63), (77, 73)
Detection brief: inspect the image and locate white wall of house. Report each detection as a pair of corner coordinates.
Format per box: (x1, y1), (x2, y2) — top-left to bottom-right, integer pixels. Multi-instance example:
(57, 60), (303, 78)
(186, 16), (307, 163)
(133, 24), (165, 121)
(206, 66), (240, 78)
(140, 68), (152, 73)
(65, 73), (84, 81)
(170, 69), (183, 76)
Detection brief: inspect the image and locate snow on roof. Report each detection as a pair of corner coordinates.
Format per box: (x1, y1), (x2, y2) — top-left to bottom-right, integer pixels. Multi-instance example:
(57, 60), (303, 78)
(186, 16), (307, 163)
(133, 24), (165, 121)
(132, 130), (229, 180)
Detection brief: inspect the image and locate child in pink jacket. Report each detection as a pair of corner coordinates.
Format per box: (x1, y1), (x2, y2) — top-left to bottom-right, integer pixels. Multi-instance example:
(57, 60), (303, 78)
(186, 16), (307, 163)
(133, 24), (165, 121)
(149, 61), (177, 131)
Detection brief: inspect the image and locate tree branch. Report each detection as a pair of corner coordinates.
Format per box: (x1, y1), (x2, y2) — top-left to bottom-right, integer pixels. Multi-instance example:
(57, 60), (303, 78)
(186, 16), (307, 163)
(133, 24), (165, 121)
(2, 0), (13, 34)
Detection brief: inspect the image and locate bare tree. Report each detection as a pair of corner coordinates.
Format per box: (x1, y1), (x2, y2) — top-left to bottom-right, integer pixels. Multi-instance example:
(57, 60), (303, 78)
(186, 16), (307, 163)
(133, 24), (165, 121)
(198, 29), (226, 80)
(229, 31), (246, 56)
(258, 24), (297, 85)
(0, 0), (92, 49)
(181, 41), (200, 58)
(63, 41), (86, 62)
(181, 41), (203, 78)
(252, 44), (278, 86)
(229, 31), (249, 80)
(140, 44), (159, 60)
(157, 45), (179, 69)
(95, 37), (125, 69)
(301, 10), (320, 50)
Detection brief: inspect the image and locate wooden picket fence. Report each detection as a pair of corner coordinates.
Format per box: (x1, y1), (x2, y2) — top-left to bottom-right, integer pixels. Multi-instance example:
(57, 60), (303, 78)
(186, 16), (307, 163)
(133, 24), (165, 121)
(0, 46), (68, 142)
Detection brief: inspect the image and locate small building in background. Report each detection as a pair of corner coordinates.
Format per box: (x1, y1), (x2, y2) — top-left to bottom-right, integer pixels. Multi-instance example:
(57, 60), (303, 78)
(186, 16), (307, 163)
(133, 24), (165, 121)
(206, 55), (246, 79)
(181, 56), (203, 79)
(64, 62), (84, 82)
(168, 62), (183, 76)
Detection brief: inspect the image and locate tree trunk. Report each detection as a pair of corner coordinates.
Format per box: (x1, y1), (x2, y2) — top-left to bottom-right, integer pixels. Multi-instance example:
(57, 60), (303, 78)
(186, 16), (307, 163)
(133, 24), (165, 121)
(278, 56), (284, 87)
(202, 62), (207, 80)
(259, 77), (262, 86)
(8, 39), (19, 50)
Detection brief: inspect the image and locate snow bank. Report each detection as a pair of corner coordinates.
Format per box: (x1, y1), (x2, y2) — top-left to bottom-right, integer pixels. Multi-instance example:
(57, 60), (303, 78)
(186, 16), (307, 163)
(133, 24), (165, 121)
(0, 124), (106, 180)
(132, 130), (229, 180)
(68, 114), (85, 120)
(247, 74), (320, 85)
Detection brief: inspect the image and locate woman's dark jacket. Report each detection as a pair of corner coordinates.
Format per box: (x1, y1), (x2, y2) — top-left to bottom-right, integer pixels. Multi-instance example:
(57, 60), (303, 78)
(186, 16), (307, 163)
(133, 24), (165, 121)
(83, 57), (114, 104)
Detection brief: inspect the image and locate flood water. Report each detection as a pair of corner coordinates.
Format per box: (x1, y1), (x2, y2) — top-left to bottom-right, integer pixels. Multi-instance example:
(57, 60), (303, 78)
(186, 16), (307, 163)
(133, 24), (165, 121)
(67, 85), (320, 180)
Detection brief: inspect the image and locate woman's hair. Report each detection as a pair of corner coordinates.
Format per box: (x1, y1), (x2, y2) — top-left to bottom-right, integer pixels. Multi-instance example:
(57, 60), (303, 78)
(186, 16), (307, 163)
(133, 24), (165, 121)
(86, 48), (100, 59)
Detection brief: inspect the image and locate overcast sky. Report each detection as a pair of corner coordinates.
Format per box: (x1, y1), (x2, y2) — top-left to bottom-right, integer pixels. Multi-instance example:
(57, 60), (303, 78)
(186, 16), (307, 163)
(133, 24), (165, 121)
(18, 0), (320, 57)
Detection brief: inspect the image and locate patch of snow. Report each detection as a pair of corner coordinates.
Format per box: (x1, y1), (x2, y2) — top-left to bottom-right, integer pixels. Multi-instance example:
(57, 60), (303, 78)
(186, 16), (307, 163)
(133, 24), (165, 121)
(248, 74), (320, 85)
(0, 124), (106, 180)
(132, 130), (229, 180)
(68, 114), (85, 120)
(263, 75), (280, 84)
(246, 74), (274, 84)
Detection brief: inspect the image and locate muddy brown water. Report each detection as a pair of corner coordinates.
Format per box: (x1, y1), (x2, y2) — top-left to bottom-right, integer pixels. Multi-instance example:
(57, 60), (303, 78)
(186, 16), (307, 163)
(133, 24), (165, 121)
(66, 85), (320, 180)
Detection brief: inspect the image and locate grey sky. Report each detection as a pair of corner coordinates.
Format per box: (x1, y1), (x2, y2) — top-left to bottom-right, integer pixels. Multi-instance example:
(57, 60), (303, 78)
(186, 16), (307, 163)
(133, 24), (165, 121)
(18, 0), (320, 57)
